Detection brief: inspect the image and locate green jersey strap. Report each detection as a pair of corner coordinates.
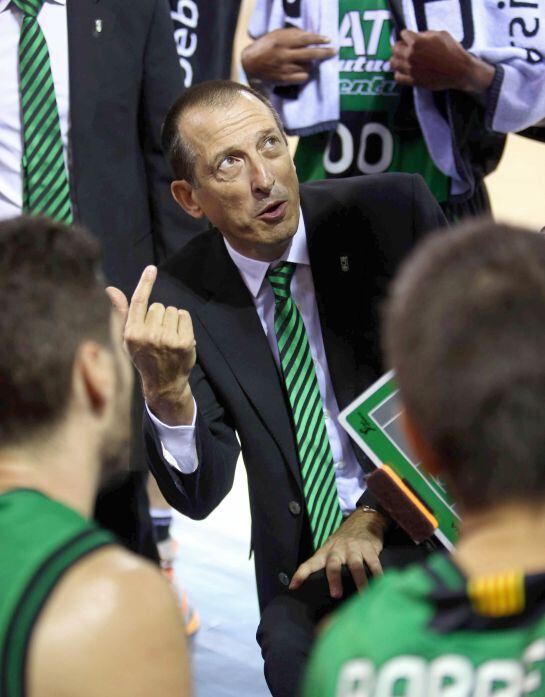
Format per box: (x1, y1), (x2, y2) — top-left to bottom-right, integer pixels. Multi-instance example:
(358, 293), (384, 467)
(1, 528), (114, 697)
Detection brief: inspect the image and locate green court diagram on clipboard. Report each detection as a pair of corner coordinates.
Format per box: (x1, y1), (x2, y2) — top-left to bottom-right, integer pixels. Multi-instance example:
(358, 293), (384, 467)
(339, 370), (460, 550)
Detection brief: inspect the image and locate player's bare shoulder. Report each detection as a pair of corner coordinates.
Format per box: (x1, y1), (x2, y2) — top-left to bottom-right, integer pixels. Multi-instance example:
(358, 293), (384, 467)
(27, 545), (191, 697)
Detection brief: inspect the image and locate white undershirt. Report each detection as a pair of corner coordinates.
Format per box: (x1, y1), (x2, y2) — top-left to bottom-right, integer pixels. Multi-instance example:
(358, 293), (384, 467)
(0, 0), (70, 220)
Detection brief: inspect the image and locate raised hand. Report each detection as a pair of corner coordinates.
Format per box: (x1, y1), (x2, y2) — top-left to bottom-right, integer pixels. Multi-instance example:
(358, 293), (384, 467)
(242, 28), (336, 85)
(106, 266), (195, 425)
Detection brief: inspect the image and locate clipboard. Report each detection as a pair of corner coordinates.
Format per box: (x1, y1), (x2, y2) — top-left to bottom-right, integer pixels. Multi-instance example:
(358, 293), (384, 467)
(339, 371), (460, 550)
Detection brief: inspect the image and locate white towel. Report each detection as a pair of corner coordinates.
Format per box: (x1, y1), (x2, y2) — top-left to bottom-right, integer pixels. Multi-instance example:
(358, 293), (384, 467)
(250, 0), (545, 192)
(402, 0), (545, 194)
(249, 0), (339, 135)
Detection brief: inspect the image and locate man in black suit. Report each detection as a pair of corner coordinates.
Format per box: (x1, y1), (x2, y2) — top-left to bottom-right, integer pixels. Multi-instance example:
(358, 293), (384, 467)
(108, 80), (446, 696)
(70, 0), (206, 293)
(0, 0), (207, 559)
(68, 0), (205, 559)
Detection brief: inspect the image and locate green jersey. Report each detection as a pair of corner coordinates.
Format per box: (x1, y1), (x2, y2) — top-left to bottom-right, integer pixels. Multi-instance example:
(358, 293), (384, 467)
(0, 489), (114, 697)
(295, 0), (449, 203)
(304, 553), (545, 697)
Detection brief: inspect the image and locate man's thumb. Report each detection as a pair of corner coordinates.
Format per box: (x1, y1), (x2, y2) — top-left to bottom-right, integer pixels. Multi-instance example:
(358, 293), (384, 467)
(106, 286), (129, 321)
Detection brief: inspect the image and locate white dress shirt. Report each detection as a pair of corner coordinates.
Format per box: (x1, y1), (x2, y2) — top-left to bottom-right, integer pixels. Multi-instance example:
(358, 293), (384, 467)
(148, 210), (366, 514)
(0, 0), (70, 220)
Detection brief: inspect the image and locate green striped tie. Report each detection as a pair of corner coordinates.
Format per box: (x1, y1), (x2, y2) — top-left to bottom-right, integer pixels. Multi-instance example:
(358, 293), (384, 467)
(268, 262), (343, 550)
(14, 0), (73, 223)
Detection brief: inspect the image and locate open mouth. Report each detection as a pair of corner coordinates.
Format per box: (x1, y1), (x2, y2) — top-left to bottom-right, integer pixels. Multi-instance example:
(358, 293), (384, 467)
(256, 200), (288, 221)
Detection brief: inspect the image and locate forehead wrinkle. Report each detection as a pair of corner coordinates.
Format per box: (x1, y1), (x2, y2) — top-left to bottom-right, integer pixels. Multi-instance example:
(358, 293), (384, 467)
(208, 113), (275, 153)
(184, 100), (279, 165)
(210, 127), (278, 165)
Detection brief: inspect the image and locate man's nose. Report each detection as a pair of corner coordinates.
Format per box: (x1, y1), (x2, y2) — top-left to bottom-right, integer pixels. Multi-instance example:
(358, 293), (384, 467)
(251, 158), (275, 197)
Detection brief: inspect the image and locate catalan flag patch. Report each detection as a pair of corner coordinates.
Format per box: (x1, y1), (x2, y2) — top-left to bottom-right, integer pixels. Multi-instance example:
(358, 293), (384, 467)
(468, 570), (525, 617)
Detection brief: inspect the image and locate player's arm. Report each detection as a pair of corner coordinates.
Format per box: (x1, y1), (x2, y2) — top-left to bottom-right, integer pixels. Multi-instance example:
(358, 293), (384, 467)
(391, 29), (495, 94)
(27, 547), (191, 697)
(242, 28), (336, 85)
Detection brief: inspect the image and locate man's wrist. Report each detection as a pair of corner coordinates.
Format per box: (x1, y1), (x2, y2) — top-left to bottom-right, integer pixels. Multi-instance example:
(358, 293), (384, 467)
(345, 506), (389, 541)
(357, 490), (391, 526)
(460, 54), (495, 94)
(145, 382), (194, 426)
(356, 506), (389, 534)
(241, 44), (260, 82)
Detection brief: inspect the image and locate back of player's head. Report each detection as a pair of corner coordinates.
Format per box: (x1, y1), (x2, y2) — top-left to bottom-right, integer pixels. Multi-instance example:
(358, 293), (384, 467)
(384, 220), (545, 511)
(0, 216), (111, 445)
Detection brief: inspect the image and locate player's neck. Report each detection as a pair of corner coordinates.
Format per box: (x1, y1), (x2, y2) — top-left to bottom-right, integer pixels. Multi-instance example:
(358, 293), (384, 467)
(0, 423), (100, 518)
(454, 501), (545, 577)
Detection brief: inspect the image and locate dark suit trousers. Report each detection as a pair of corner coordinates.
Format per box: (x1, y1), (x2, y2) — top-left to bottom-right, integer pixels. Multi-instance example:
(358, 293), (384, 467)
(256, 533), (433, 697)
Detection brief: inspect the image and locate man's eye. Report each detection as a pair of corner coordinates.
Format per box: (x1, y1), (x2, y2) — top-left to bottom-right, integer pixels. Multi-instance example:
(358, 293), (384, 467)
(264, 136), (280, 148)
(218, 156), (238, 170)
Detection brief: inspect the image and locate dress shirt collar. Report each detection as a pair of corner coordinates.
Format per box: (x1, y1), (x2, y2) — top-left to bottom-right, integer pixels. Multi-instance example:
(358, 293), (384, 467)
(0, 0), (66, 11)
(224, 207), (310, 299)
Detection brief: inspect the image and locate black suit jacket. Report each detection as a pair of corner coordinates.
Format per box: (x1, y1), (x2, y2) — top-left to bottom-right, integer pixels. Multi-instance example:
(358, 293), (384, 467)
(64, 0), (206, 557)
(144, 174), (446, 610)
(66, 0), (205, 295)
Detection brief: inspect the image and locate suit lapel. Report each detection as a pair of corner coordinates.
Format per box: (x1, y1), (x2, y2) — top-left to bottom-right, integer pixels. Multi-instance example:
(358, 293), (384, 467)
(196, 236), (302, 488)
(301, 185), (377, 412)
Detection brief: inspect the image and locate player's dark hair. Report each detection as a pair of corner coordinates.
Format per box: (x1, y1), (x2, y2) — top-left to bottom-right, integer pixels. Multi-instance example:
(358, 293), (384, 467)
(0, 216), (111, 445)
(161, 79), (286, 187)
(384, 220), (545, 511)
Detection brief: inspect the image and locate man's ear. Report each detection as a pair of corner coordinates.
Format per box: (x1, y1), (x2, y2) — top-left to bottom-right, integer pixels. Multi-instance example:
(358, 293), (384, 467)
(74, 341), (114, 415)
(171, 180), (205, 219)
(401, 408), (442, 477)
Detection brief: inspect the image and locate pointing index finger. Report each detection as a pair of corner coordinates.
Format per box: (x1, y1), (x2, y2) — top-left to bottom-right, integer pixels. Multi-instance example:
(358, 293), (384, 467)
(285, 30), (333, 48)
(128, 265), (157, 325)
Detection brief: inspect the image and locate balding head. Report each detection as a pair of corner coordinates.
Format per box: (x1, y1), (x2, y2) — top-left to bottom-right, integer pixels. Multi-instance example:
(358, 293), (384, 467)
(161, 80), (286, 187)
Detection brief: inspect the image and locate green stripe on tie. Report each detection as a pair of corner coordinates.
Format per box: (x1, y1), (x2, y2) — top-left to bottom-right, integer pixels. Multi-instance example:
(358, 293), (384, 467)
(13, 0), (73, 223)
(267, 262), (343, 550)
